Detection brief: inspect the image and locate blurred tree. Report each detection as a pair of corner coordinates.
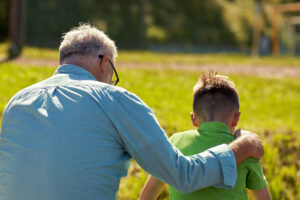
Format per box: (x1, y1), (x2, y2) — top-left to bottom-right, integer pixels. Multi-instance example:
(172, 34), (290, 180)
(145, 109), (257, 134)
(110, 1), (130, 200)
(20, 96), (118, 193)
(0, 0), (9, 41)
(9, 0), (26, 58)
(17, 0), (300, 50)
(150, 0), (236, 46)
(251, 0), (264, 56)
(26, 0), (90, 47)
(217, 0), (255, 49)
(90, 0), (142, 48)
(139, 0), (147, 49)
(26, 0), (143, 48)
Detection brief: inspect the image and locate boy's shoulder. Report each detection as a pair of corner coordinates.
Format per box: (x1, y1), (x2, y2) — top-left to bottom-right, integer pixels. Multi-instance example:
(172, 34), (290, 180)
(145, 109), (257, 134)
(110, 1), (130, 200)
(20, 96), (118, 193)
(169, 129), (199, 147)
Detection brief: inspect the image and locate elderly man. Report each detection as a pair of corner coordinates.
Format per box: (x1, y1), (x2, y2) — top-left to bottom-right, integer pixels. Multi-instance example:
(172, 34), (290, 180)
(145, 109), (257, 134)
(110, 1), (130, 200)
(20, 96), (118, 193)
(0, 24), (263, 200)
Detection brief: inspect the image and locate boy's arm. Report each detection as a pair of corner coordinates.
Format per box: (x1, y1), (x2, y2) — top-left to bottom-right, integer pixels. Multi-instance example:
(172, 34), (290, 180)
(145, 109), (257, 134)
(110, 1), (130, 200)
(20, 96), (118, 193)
(139, 176), (165, 200)
(250, 187), (271, 200)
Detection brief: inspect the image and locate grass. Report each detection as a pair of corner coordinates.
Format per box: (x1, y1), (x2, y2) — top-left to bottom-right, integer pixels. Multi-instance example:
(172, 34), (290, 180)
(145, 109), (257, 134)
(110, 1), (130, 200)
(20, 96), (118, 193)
(0, 63), (55, 115)
(117, 51), (300, 67)
(2, 62), (299, 133)
(0, 54), (300, 199)
(1, 43), (300, 67)
(119, 68), (300, 200)
(119, 68), (300, 133)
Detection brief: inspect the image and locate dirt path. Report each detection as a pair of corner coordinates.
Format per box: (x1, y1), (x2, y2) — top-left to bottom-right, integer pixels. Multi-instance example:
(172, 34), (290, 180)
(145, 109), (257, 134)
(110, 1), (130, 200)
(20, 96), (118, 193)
(6, 56), (300, 78)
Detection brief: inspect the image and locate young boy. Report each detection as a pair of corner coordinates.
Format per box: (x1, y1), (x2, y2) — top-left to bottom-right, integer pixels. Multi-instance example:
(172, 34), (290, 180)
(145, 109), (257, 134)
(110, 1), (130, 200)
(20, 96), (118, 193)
(139, 71), (270, 200)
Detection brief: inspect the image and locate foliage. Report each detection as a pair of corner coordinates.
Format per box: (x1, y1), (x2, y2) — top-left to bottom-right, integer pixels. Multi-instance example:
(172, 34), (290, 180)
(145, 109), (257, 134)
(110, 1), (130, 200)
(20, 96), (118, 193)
(262, 131), (300, 200)
(2, 0), (300, 50)
(25, 0), (142, 48)
(149, 0), (236, 46)
(217, 0), (255, 49)
(26, 0), (91, 47)
(0, 61), (300, 199)
(0, 0), (9, 41)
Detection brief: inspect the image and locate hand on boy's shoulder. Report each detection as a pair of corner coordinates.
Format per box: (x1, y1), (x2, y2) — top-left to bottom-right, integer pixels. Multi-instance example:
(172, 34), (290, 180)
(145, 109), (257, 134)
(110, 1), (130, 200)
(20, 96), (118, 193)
(234, 129), (264, 159)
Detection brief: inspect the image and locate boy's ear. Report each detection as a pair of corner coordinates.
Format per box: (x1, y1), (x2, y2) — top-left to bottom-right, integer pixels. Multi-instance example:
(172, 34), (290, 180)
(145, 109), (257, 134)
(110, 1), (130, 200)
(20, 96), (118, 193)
(191, 112), (200, 127)
(232, 111), (241, 127)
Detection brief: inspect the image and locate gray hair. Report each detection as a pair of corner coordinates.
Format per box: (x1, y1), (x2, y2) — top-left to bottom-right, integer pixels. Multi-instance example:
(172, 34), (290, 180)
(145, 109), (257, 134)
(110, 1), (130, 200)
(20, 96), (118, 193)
(59, 23), (117, 63)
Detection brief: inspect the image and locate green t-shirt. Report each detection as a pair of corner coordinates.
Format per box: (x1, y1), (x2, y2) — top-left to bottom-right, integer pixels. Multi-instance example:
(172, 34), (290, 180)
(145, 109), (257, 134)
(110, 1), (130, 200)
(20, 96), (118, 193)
(169, 122), (267, 200)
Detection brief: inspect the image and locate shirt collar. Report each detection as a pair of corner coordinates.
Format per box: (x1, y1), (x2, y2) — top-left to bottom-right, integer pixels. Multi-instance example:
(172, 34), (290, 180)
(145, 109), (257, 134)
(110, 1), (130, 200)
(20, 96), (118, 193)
(198, 121), (233, 137)
(54, 64), (97, 81)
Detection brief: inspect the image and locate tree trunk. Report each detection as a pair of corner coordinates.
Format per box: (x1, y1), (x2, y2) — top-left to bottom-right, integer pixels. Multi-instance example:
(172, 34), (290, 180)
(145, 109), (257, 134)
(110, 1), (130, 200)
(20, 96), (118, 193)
(139, 0), (147, 49)
(251, 0), (263, 57)
(9, 0), (26, 58)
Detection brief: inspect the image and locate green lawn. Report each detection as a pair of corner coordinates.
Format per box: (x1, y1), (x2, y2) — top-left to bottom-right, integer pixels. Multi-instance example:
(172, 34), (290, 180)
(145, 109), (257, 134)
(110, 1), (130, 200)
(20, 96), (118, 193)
(1, 63), (299, 133)
(1, 43), (300, 67)
(120, 68), (300, 133)
(0, 59), (300, 199)
(117, 51), (300, 67)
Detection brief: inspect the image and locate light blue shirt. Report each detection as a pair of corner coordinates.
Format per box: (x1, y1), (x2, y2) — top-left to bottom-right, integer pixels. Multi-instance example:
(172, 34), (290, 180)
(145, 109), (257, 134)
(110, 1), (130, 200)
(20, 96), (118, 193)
(0, 64), (237, 200)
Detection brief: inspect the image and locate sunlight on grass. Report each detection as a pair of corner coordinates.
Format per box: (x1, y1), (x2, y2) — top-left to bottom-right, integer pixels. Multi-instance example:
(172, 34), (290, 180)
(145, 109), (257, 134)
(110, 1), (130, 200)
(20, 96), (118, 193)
(0, 63), (55, 114)
(1, 63), (299, 133)
(0, 43), (299, 67)
(23, 46), (59, 60)
(0, 42), (9, 57)
(0, 61), (300, 199)
(118, 68), (300, 133)
(118, 51), (300, 67)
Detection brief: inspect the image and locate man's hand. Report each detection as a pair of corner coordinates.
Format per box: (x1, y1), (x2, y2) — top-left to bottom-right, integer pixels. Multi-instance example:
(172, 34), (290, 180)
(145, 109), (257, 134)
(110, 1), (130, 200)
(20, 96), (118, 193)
(229, 129), (264, 165)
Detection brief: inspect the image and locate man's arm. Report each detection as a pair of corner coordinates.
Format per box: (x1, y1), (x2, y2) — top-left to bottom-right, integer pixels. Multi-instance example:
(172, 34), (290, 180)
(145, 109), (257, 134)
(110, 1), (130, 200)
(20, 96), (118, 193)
(139, 176), (165, 200)
(138, 136), (265, 200)
(110, 91), (264, 193)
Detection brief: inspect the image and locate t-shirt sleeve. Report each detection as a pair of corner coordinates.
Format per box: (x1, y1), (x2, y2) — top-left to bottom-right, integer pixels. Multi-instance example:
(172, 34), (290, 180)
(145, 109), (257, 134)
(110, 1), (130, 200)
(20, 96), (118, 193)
(169, 134), (176, 144)
(245, 158), (268, 190)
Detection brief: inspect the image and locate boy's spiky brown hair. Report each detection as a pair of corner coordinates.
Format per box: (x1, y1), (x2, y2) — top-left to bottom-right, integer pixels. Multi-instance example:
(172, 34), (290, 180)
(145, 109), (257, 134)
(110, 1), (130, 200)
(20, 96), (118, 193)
(193, 71), (239, 121)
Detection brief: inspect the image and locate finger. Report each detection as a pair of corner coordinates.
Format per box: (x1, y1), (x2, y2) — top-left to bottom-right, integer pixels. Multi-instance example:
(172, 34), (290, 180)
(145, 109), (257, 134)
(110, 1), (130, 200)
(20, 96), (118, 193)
(254, 140), (264, 159)
(259, 143), (264, 158)
(234, 129), (241, 138)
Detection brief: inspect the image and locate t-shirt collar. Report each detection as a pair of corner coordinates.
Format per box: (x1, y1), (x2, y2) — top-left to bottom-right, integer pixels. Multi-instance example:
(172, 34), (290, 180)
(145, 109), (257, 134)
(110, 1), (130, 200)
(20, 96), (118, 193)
(54, 64), (97, 81)
(198, 121), (233, 137)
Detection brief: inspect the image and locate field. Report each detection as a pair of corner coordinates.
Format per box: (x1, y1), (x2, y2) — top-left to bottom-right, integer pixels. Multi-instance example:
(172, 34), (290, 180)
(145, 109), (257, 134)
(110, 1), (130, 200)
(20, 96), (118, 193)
(0, 45), (300, 199)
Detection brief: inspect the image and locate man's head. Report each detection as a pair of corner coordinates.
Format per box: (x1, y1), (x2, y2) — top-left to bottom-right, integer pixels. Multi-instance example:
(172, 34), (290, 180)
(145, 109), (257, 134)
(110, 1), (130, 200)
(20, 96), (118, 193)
(191, 71), (240, 133)
(59, 23), (118, 84)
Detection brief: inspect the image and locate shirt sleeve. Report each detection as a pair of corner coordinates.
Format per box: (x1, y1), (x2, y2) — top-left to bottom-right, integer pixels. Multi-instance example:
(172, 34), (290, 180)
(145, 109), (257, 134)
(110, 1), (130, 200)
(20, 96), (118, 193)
(110, 90), (237, 193)
(245, 158), (268, 190)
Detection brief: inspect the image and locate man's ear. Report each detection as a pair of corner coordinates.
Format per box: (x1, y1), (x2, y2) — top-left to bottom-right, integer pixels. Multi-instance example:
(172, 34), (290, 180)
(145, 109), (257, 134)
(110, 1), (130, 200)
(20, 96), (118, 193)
(232, 111), (241, 127)
(99, 55), (109, 73)
(190, 112), (200, 127)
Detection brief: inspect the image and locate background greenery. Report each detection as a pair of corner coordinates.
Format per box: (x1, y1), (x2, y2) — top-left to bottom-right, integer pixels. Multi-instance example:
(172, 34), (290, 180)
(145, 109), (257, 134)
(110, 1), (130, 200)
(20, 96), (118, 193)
(1, 0), (300, 199)
(0, 47), (300, 199)
(0, 0), (9, 41)
(1, 0), (300, 52)
(1, 42), (300, 67)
